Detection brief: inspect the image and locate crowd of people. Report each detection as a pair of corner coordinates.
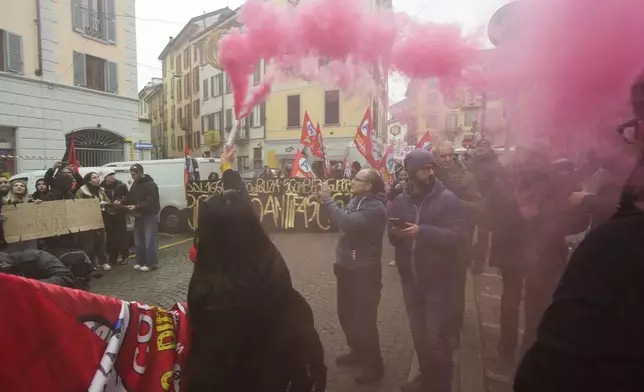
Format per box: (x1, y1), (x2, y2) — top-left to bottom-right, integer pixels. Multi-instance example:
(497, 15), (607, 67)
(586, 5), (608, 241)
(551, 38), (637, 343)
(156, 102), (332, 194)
(0, 162), (161, 288)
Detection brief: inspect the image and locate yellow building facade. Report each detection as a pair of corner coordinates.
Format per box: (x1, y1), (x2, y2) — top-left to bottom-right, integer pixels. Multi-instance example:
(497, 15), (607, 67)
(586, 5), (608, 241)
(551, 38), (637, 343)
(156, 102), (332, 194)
(1, 0), (146, 172)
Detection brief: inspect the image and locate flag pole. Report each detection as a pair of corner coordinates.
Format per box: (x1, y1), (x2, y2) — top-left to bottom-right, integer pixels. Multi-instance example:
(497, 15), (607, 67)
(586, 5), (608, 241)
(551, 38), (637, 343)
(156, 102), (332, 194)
(227, 120), (242, 147)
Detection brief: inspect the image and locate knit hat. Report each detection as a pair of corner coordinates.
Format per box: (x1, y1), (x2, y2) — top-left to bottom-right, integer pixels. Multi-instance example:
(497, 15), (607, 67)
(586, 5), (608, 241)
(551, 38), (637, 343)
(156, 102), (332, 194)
(404, 149), (437, 172)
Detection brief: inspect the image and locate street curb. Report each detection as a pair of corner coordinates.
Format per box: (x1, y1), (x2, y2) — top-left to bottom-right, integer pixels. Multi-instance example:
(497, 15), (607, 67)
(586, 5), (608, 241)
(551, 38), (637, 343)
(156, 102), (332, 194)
(406, 272), (485, 392)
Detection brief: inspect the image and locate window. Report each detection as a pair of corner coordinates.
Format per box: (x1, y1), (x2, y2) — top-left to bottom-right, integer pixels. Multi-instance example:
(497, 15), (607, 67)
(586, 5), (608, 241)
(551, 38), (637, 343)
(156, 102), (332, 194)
(168, 53), (174, 70)
(176, 54), (181, 73)
(445, 113), (458, 131)
(253, 147), (262, 169)
(214, 111), (222, 131)
(176, 79), (182, 102)
(177, 107), (182, 126)
(177, 135), (184, 151)
(171, 104), (176, 128)
(252, 63), (261, 85)
(464, 109), (478, 126)
(183, 73), (190, 98)
(224, 73), (231, 93)
(194, 132), (201, 148)
(193, 43), (198, 63)
(212, 74), (223, 96)
(183, 47), (190, 68)
(170, 78), (175, 98)
(324, 90), (340, 125)
(287, 95), (301, 127)
(193, 66), (199, 93)
(0, 30), (24, 74)
(193, 100), (200, 117)
(71, 0), (116, 44)
(73, 51), (117, 93)
(203, 79), (209, 100)
(426, 114), (440, 129)
(250, 105), (256, 127)
(225, 109), (233, 131)
(171, 134), (176, 150)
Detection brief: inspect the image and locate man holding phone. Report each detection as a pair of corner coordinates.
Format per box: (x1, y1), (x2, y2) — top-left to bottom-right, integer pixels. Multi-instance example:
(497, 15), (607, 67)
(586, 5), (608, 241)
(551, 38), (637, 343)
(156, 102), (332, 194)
(318, 168), (387, 385)
(389, 149), (467, 392)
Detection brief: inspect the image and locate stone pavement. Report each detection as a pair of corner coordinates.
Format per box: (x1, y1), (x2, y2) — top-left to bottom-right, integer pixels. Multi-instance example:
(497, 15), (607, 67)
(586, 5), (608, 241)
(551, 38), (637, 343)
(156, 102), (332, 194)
(92, 233), (415, 392)
(472, 268), (521, 392)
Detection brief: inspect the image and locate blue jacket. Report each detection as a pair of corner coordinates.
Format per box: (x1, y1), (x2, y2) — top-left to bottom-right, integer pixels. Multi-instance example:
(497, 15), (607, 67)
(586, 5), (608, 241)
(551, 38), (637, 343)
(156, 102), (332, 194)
(324, 195), (387, 271)
(389, 179), (468, 284)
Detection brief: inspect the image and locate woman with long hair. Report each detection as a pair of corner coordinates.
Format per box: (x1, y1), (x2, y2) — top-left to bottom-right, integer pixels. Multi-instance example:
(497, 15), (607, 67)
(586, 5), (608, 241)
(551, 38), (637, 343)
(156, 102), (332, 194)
(3, 179), (32, 205)
(31, 178), (53, 201)
(75, 172), (110, 271)
(184, 145), (326, 392)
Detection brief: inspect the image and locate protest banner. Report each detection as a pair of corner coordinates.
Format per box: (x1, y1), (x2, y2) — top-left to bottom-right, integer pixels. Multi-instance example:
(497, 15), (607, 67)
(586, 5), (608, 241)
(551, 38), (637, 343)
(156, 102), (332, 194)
(186, 178), (352, 232)
(2, 199), (104, 243)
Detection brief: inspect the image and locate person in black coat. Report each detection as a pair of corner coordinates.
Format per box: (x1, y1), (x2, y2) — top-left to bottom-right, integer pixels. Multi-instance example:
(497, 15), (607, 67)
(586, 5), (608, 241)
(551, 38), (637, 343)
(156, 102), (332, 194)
(31, 178), (53, 201)
(123, 164), (160, 272)
(101, 171), (130, 265)
(184, 145), (326, 392)
(0, 250), (74, 288)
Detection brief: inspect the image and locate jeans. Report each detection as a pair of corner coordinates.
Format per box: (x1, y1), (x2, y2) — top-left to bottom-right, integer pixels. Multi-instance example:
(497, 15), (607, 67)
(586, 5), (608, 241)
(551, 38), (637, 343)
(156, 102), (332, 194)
(402, 277), (455, 392)
(134, 214), (158, 268)
(105, 214), (129, 263)
(335, 264), (383, 368)
(80, 229), (107, 266)
(499, 264), (526, 357)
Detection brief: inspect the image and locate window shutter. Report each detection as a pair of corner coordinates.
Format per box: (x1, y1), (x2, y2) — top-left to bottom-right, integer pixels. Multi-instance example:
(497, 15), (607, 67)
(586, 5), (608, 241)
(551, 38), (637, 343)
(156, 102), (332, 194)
(73, 51), (87, 87)
(106, 61), (118, 93)
(203, 79), (208, 99)
(218, 112), (224, 132)
(210, 76), (215, 97)
(260, 102), (266, 126)
(71, 0), (83, 32)
(218, 74), (223, 95)
(6, 33), (24, 74)
(106, 0), (116, 43)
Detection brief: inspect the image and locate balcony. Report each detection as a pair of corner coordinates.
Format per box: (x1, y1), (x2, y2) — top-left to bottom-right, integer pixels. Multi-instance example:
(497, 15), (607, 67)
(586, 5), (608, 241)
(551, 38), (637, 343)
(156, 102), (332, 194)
(80, 10), (108, 41)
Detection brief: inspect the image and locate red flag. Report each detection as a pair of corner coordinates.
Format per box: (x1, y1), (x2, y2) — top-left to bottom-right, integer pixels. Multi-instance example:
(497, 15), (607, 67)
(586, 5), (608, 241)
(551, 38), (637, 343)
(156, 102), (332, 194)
(290, 149), (314, 178)
(343, 155), (351, 178)
(316, 122), (331, 177)
(416, 130), (432, 151)
(354, 108), (377, 167)
(300, 112), (323, 158)
(68, 136), (80, 173)
(378, 144), (396, 190)
(0, 274), (191, 392)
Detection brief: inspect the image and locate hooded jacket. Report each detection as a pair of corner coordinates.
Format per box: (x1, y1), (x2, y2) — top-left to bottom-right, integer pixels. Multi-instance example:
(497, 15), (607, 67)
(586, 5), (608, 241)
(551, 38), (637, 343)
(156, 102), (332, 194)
(389, 178), (468, 283)
(101, 178), (129, 203)
(124, 174), (160, 216)
(75, 184), (109, 202)
(323, 194), (387, 271)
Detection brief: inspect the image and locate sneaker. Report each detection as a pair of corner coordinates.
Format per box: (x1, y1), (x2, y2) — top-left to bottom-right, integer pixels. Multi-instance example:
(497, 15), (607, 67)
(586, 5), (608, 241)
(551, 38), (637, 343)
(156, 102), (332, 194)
(133, 264), (142, 270)
(102, 263), (112, 271)
(140, 266), (150, 272)
(354, 365), (384, 385)
(336, 351), (361, 367)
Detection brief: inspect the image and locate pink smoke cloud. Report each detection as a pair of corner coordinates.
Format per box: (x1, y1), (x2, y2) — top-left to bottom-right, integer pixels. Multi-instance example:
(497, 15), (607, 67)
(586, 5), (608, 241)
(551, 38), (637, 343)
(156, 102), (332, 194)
(217, 0), (482, 119)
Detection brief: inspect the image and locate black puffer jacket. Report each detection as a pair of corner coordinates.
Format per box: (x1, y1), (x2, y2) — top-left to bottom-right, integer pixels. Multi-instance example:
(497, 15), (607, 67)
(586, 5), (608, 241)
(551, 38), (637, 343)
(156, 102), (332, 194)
(124, 174), (160, 216)
(101, 179), (129, 203)
(0, 250), (74, 287)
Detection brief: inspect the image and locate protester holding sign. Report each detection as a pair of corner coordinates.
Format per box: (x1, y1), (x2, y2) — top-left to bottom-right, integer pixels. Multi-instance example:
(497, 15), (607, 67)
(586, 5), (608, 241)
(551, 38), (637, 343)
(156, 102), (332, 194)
(76, 172), (110, 271)
(102, 172), (130, 266)
(318, 169), (387, 384)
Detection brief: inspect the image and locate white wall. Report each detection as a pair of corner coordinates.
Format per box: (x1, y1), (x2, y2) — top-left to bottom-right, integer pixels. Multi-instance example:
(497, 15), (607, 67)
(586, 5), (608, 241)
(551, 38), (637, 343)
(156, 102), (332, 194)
(0, 73), (142, 172)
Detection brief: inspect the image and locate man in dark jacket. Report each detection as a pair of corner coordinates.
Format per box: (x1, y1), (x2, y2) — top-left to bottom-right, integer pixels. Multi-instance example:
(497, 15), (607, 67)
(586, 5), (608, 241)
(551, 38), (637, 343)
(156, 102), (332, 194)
(124, 164), (160, 272)
(389, 149), (467, 392)
(0, 250), (75, 287)
(101, 172), (130, 265)
(434, 141), (482, 347)
(318, 168), (387, 384)
(514, 74), (644, 392)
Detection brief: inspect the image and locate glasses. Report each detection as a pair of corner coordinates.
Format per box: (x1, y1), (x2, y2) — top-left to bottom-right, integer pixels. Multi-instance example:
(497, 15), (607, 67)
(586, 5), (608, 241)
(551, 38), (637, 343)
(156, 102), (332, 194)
(617, 119), (639, 145)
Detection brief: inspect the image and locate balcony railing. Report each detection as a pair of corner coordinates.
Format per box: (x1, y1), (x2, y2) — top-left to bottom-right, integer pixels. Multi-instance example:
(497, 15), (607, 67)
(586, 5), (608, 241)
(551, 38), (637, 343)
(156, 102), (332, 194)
(82, 10), (108, 41)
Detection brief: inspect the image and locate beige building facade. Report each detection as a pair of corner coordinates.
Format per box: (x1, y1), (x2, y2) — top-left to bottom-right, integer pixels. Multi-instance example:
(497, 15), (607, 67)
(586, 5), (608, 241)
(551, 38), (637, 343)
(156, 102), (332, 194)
(0, 0), (142, 172)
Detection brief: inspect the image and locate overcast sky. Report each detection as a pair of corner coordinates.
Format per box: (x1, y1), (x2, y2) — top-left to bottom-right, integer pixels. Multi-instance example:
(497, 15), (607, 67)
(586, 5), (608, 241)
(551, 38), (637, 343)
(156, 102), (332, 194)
(135, 0), (508, 102)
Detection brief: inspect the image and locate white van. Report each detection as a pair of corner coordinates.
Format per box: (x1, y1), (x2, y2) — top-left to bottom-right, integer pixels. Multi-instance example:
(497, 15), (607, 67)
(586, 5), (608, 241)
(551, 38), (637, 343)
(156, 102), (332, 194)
(102, 158), (220, 233)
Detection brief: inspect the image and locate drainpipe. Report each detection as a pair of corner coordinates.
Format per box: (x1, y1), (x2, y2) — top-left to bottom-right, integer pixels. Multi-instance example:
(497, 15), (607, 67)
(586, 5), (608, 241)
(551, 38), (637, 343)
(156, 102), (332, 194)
(124, 138), (135, 161)
(35, 0), (43, 76)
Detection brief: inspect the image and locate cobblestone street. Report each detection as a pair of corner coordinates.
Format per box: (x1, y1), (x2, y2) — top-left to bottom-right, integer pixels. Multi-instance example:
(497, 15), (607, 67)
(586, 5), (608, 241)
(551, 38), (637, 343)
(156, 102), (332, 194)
(92, 233), (417, 392)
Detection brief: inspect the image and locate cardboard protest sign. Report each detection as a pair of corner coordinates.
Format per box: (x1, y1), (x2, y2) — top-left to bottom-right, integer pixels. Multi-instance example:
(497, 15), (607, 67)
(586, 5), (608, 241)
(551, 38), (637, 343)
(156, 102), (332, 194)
(2, 199), (104, 243)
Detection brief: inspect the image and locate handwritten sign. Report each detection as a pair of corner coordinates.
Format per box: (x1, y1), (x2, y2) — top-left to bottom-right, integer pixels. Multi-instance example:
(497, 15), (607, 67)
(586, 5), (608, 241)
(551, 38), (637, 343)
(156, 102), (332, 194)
(2, 199), (104, 243)
(186, 178), (352, 232)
